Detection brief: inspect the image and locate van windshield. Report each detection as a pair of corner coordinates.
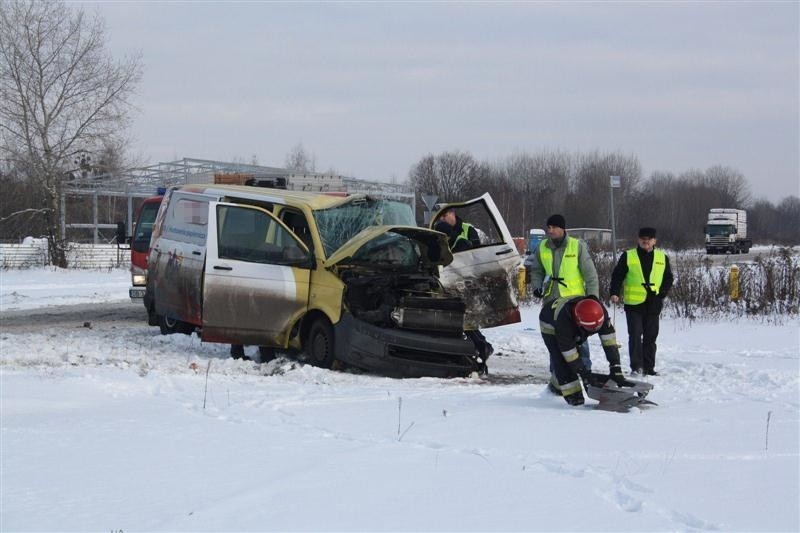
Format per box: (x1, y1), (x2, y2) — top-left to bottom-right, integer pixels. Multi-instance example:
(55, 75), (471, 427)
(132, 201), (161, 253)
(314, 198), (415, 257)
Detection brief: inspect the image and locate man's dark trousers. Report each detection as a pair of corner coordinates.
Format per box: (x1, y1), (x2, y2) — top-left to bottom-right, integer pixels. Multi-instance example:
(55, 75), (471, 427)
(625, 307), (660, 373)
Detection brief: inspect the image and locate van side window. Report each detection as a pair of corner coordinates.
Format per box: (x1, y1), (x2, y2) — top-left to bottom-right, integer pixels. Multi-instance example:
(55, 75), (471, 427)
(217, 205), (308, 265)
(280, 210), (313, 249)
(162, 198), (208, 246)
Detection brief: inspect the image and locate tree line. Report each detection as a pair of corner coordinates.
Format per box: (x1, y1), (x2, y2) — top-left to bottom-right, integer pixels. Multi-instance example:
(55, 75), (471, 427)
(409, 149), (800, 248)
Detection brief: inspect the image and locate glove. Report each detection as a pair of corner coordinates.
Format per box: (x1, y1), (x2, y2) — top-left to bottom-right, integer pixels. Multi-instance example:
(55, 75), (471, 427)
(579, 372), (607, 389)
(532, 288), (543, 298)
(609, 364), (627, 386)
(568, 360), (589, 381)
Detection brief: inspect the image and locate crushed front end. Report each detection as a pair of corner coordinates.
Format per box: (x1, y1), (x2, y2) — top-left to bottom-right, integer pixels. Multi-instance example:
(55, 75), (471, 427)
(328, 229), (485, 378)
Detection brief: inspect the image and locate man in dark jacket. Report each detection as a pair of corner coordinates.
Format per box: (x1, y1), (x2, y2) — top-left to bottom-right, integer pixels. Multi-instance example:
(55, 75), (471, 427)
(540, 295), (627, 406)
(433, 207), (481, 252)
(610, 227), (674, 376)
(433, 206), (492, 364)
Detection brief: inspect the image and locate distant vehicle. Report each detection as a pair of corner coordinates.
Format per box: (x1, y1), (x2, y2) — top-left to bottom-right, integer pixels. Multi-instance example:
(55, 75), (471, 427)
(117, 194), (163, 300)
(705, 208), (751, 254)
(144, 185), (520, 378)
(527, 228), (546, 254)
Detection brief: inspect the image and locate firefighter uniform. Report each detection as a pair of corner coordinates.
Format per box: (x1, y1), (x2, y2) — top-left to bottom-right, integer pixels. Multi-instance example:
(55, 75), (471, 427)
(539, 296), (622, 405)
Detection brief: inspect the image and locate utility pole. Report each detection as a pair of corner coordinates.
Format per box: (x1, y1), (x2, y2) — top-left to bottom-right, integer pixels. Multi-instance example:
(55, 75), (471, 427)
(609, 175), (621, 256)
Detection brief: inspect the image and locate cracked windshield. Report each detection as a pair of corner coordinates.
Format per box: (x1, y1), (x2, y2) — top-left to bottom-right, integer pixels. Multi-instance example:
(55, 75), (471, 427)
(313, 197), (415, 257)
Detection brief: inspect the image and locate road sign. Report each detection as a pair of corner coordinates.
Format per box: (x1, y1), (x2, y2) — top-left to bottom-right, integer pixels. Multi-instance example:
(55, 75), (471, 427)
(610, 175), (621, 188)
(420, 194), (438, 211)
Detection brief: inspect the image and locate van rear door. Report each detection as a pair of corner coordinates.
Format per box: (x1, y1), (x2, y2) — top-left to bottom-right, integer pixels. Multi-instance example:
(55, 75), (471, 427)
(202, 202), (312, 346)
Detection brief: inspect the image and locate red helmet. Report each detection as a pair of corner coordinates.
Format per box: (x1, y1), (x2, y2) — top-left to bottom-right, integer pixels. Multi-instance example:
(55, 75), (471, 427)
(572, 298), (605, 332)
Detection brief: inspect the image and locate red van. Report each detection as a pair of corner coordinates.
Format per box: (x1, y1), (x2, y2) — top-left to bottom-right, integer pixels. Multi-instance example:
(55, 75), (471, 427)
(128, 195), (163, 299)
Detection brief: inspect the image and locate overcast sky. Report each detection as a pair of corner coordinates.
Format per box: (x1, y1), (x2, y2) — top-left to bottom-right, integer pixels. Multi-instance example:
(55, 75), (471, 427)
(91, 1), (798, 203)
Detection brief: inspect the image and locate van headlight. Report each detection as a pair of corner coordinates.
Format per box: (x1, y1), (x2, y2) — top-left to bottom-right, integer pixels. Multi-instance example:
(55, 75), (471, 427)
(131, 265), (147, 286)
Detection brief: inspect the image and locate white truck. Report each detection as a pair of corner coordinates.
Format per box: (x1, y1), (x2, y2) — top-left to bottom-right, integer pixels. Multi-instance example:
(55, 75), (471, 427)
(705, 208), (751, 254)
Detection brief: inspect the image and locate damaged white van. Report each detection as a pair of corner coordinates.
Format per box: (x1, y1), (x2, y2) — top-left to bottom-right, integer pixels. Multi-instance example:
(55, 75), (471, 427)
(144, 184), (521, 378)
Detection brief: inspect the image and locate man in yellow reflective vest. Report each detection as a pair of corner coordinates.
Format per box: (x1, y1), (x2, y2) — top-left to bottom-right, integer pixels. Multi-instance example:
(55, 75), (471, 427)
(433, 206), (492, 362)
(433, 207), (481, 252)
(524, 214), (599, 376)
(610, 227), (674, 376)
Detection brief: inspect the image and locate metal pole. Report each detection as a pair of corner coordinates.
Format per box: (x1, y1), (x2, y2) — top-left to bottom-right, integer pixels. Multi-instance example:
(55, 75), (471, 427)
(609, 176), (620, 257)
(127, 194), (133, 236)
(93, 190), (99, 244)
(60, 192), (66, 240)
(609, 184), (616, 256)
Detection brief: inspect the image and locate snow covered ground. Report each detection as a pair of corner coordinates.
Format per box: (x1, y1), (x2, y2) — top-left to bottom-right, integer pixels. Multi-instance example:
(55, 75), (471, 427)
(1, 268), (798, 531)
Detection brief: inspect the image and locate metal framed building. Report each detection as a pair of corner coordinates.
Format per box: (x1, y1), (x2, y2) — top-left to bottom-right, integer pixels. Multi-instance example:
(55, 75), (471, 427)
(62, 157), (415, 243)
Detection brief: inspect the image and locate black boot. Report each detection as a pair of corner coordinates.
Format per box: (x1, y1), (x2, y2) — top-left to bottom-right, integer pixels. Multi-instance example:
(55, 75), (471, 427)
(564, 391), (585, 406)
(230, 344), (247, 360)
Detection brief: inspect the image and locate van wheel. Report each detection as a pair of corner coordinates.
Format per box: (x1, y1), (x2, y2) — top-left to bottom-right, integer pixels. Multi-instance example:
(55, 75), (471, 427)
(158, 314), (178, 335)
(158, 314), (192, 335)
(305, 319), (335, 369)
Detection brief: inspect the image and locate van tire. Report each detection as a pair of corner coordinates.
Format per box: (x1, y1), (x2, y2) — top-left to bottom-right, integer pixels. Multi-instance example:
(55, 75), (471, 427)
(305, 319), (335, 369)
(158, 314), (193, 335)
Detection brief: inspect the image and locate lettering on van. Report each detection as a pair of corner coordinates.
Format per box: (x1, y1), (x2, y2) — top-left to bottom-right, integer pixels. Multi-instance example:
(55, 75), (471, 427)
(162, 198), (209, 246)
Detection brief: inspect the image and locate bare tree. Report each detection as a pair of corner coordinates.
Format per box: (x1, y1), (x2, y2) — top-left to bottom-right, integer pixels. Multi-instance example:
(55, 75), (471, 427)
(501, 150), (570, 235)
(568, 150), (641, 230)
(285, 143), (316, 174)
(0, 1), (141, 266)
(703, 165), (752, 207)
(408, 150), (479, 203)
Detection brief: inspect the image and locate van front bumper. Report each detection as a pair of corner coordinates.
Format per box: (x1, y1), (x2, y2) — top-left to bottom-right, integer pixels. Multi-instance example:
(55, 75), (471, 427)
(333, 313), (482, 378)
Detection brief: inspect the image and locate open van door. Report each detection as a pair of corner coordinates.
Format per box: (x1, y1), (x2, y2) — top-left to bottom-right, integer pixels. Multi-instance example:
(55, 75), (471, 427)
(202, 202), (313, 346)
(431, 193), (521, 329)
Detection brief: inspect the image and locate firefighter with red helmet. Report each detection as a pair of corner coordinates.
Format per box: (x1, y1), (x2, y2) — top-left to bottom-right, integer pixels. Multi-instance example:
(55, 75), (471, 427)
(539, 295), (627, 406)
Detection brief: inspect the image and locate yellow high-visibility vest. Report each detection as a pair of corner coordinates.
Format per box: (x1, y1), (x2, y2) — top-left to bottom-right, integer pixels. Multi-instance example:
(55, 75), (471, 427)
(623, 248), (666, 304)
(539, 237), (585, 298)
(452, 222), (474, 251)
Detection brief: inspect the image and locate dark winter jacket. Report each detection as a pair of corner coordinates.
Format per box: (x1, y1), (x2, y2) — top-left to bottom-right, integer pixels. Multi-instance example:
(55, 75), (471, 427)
(610, 246), (674, 314)
(433, 216), (480, 252)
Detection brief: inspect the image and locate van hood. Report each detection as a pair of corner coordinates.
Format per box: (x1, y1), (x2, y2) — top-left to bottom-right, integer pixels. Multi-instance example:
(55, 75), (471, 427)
(324, 226), (453, 269)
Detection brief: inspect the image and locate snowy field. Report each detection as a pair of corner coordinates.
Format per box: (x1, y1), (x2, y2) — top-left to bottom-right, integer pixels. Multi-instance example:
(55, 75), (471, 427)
(1, 268), (798, 531)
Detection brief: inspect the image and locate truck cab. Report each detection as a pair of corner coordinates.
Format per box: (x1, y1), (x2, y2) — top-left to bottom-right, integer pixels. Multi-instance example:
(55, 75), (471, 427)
(705, 208), (751, 254)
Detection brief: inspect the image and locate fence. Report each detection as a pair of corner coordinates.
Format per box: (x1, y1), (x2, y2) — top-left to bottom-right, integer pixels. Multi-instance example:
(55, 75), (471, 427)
(0, 242), (130, 269)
